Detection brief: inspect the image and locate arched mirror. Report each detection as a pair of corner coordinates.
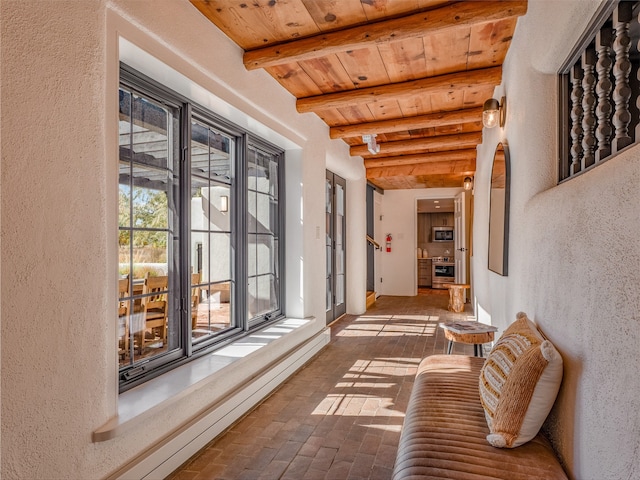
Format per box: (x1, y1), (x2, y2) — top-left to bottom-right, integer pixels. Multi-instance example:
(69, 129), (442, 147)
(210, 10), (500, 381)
(488, 142), (510, 275)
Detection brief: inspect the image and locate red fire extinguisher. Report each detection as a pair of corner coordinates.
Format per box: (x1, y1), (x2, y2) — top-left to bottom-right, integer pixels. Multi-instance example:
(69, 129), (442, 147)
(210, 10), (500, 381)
(386, 234), (392, 252)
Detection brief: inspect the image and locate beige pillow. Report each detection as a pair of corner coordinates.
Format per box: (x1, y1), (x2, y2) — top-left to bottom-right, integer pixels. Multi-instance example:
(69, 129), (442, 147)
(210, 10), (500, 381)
(479, 312), (563, 448)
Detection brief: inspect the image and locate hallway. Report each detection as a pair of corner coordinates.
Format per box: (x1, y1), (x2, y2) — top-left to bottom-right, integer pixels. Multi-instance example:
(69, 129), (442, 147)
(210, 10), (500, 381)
(169, 291), (478, 480)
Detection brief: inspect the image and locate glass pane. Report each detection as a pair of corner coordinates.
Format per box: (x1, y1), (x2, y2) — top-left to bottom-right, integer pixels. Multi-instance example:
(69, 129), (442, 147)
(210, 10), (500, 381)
(247, 151), (257, 191)
(190, 177), (209, 233)
(326, 245), (332, 276)
(127, 272), (171, 363)
(119, 175), (131, 228)
(267, 275), (278, 312)
(205, 184), (231, 232)
(270, 197), (279, 234)
(132, 179), (169, 230)
(326, 277), (332, 312)
(248, 190), (257, 233)
(260, 275), (275, 314)
(192, 280), (233, 342)
(132, 94), (169, 169)
(118, 230), (131, 278)
(335, 274), (345, 306)
(335, 222), (344, 275)
(248, 277), (257, 319)
(255, 192), (271, 234)
(248, 146), (273, 194)
(205, 232), (231, 284)
(336, 183), (344, 217)
(269, 159), (278, 199)
(248, 233), (257, 278)
(190, 232), (205, 278)
(131, 231), (169, 281)
(256, 234), (274, 276)
(209, 130), (232, 181)
(191, 121), (210, 176)
(192, 121), (232, 183)
(119, 88), (132, 150)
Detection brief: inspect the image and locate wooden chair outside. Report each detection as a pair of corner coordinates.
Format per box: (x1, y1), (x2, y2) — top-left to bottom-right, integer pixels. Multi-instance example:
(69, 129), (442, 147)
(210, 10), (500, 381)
(136, 274), (168, 354)
(191, 272), (201, 330)
(118, 277), (130, 358)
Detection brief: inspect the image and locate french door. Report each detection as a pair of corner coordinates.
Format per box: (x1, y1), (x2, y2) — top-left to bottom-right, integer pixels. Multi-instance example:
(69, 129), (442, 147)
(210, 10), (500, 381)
(326, 171), (346, 324)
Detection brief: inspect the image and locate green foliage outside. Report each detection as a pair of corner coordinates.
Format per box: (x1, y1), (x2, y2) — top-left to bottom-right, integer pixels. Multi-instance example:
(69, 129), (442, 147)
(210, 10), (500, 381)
(119, 186), (169, 276)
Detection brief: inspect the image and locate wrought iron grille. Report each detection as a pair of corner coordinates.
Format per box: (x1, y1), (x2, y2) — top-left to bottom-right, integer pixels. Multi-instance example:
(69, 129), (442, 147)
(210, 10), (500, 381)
(559, 1), (640, 182)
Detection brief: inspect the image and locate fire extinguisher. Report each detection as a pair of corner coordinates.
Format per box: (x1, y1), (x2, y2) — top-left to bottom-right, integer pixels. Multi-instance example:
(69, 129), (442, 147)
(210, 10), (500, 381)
(386, 234), (392, 252)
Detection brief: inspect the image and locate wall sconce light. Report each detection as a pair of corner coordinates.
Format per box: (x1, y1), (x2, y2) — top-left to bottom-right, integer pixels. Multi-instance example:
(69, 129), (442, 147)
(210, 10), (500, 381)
(362, 134), (380, 155)
(220, 195), (229, 213)
(463, 176), (474, 191)
(482, 96), (506, 128)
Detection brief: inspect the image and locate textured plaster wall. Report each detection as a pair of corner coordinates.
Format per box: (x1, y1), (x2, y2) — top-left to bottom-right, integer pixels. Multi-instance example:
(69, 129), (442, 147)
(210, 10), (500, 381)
(0, 1), (366, 478)
(473, 1), (640, 478)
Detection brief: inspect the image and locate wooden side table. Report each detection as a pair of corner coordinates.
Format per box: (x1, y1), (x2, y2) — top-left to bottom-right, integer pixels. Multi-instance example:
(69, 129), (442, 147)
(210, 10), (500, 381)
(443, 283), (471, 312)
(439, 321), (498, 357)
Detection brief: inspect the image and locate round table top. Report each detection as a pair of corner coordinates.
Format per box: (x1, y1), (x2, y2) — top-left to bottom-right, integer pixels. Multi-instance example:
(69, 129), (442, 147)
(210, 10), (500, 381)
(442, 283), (471, 288)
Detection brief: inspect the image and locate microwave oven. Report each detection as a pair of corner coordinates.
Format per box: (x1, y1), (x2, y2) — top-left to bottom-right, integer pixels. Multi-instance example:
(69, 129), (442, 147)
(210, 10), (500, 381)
(432, 226), (454, 242)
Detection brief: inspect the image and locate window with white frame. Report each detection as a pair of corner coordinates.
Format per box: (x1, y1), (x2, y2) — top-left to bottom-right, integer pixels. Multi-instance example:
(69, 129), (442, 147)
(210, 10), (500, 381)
(117, 65), (284, 391)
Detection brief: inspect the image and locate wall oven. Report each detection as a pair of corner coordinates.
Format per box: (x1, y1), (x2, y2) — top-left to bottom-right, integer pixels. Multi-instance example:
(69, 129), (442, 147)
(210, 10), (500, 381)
(431, 256), (455, 289)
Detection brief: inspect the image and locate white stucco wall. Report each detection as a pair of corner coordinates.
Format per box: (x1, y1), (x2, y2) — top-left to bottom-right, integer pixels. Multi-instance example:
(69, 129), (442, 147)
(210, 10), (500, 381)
(473, 1), (640, 478)
(0, 1), (367, 478)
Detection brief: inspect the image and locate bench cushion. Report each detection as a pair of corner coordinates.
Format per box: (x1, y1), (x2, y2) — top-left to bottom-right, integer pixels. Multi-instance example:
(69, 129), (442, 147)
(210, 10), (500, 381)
(392, 355), (567, 480)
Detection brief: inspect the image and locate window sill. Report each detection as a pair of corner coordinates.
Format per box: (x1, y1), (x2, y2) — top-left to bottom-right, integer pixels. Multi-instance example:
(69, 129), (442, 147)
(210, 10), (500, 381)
(93, 317), (316, 442)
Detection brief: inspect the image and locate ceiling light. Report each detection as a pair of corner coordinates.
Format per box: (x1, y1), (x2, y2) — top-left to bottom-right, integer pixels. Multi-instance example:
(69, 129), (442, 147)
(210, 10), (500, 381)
(463, 176), (474, 191)
(362, 134), (380, 155)
(482, 96), (506, 128)
(434, 200), (440, 203)
(435, 205), (441, 209)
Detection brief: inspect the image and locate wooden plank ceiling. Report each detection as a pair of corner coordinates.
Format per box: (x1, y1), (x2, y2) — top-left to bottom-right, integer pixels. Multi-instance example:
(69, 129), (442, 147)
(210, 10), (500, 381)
(190, 0), (527, 190)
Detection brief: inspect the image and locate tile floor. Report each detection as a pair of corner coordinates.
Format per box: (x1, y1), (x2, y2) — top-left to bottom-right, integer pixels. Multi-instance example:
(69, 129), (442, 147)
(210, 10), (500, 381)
(168, 291), (479, 480)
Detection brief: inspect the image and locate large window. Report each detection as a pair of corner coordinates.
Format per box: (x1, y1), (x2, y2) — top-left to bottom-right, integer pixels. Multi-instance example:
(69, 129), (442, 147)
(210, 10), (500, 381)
(118, 65), (284, 391)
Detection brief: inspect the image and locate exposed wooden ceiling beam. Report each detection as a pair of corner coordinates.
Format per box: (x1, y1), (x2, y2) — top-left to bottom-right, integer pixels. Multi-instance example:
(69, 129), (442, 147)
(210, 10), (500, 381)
(363, 149), (477, 168)
(297, 67), (501, 113)
(366, 158), (476, 179)
(243, 1), (527, 70)
(330, 107), (483, 140)
(352, 132), (482, 158)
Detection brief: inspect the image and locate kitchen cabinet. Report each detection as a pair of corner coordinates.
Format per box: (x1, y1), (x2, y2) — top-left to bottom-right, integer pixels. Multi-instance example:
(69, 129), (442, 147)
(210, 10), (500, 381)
(431, 212), (454, 227)
(418, 258), (432, 287)
(417, 213), (431, 245)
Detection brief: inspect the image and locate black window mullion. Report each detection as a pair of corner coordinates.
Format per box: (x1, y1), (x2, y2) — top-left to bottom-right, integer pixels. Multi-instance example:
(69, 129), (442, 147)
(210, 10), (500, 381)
(237, 133), (249, 331)
(182, 103), (193, 356)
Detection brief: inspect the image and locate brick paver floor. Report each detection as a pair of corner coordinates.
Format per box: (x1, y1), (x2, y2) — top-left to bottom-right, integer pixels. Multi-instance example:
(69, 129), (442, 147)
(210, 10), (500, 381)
(169, 291), (478, 480)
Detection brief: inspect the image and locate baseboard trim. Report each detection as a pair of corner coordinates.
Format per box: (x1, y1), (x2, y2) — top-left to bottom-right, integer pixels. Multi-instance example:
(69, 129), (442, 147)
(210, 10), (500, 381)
(108, 327), (330, 480)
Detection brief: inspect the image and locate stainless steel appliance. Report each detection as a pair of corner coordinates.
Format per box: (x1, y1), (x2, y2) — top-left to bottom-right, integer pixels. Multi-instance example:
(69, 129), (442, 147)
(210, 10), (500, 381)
(432, 226), (454, 242)
(431, 256), (455, 289)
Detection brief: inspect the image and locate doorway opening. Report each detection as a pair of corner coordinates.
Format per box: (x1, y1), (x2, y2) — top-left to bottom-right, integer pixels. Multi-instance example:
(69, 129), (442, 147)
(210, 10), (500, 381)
(416, 193), (472, 302)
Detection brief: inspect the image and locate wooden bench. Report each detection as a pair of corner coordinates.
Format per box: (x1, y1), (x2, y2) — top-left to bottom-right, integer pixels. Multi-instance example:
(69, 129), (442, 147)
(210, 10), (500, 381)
(392, 355), (567, 480)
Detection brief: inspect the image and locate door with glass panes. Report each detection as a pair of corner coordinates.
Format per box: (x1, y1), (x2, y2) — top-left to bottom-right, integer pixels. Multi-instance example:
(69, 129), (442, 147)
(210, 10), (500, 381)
(326, 171), (346, 324)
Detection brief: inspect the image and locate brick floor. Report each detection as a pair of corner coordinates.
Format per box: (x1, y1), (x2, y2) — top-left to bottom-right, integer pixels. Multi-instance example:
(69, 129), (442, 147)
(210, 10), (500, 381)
(168, 291), (478, 480)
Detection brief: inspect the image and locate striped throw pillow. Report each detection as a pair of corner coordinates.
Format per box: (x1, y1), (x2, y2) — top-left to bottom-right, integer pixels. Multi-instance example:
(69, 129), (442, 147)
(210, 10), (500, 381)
(479, 312), (563, 448)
